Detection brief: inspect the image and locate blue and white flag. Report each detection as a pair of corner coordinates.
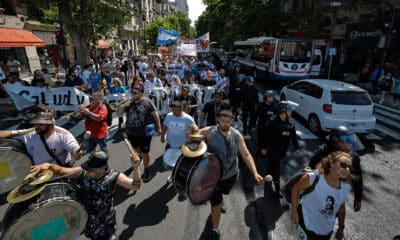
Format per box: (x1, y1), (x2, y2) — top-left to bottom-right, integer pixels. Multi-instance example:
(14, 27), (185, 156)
(156, 27), (180, 46)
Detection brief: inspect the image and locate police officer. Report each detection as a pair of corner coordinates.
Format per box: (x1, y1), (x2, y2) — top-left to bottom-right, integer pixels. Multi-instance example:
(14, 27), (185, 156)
(261, 101), (300, 194)
(228, 73), (245, 121)
(309, 125), (364, 212)
(255, 90), (278, 153)
(241, 76), (259, 138)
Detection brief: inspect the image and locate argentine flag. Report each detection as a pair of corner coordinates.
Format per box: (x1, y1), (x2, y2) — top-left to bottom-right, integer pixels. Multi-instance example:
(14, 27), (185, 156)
(156, 27), (180, 46)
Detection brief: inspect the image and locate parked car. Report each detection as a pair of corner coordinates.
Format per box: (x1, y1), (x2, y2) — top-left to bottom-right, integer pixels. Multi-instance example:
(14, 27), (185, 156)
(280, 79), (376, 135)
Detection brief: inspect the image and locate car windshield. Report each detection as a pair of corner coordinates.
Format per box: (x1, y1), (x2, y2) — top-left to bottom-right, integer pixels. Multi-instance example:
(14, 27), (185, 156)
(331, 91), (371, 105)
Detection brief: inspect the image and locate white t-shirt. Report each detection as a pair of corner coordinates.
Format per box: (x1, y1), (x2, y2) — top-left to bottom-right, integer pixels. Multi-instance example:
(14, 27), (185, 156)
(144, 78), (163, 91)
(300, 172), (351, 235)
(163, 112), (195, 148)
(12, 126), (80, 165)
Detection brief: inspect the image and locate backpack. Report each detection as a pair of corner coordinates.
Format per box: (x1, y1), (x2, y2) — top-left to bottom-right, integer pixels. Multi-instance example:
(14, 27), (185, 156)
(282, 168), (320, 204)
(104, 102), (113, 126)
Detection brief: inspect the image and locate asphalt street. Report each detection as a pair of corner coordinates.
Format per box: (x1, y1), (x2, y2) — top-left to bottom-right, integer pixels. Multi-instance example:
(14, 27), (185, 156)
(1, 103), (400, 240)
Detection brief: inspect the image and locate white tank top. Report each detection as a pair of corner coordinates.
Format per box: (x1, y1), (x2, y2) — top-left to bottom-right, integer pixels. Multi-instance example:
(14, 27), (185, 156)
(300, 172), (351, 235)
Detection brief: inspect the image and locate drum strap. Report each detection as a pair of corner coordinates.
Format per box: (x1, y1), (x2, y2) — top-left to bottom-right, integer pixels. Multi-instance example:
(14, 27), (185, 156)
(39, 134), (66, 167)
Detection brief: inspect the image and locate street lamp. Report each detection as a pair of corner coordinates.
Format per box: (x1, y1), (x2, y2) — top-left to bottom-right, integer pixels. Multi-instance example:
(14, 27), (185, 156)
(378, 0), (395, 74)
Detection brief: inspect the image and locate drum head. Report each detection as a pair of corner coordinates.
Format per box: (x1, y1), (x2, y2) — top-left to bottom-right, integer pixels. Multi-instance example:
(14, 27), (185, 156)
(0, 140), (33, 194)
(187, 154), (221, 204)
(163, 148), (182, 169)
(1, 183), (87, 240)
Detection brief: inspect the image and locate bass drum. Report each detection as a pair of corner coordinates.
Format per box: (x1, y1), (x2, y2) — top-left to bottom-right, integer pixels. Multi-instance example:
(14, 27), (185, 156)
(0, 139), (33, 194)
(172, 153), (221, 204)
(0, 182), (87, 240)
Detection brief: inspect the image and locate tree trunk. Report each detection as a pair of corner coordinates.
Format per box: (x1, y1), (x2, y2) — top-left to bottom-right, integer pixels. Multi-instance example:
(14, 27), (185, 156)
(71, 33), (89, 66)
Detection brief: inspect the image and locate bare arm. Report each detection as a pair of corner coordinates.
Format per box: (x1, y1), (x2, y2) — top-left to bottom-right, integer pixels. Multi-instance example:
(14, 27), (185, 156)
(161, 125), (167, 143)
(0, 130), (13, 138)
(31, 163), (82, 177)
(335, 203), (346, 239)
(116, 154), (141, 190)
(238, 134), (263, 184)
(290, 174), (311, 227)
(151, 111), (162, 133)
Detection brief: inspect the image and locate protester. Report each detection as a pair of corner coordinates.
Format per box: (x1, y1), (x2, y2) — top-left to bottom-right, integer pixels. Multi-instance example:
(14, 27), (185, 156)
(197, 110), (264, 240)
(79, 92), (109, 153)
(309, 125), (364, 212)
(0, 111), (81, 166)
(377, 72), (395, 104)
(31, 150), (142, 240)
(174, 85), (198, 120)
(199, 90), (230, 128)
(64, 67), (84, 89)
(392, 77), (400, 107)
(291, 151), (353, 240)
(117, 85), (162, 181)
(144, 72), (163, 91)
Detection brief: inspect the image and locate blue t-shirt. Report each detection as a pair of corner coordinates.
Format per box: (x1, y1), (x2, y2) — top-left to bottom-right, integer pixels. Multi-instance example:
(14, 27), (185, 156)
(89, 73), (102, 89)
(163, 112), (195, 149)
(110, 86), (127, 94)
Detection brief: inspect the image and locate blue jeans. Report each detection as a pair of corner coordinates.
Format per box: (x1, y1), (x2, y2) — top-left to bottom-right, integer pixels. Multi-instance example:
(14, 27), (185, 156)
(85, 136), (108, 152)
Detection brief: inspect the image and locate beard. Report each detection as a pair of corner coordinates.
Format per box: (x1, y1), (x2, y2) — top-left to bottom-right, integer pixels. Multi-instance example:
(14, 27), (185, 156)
(35, 125), (51, 135)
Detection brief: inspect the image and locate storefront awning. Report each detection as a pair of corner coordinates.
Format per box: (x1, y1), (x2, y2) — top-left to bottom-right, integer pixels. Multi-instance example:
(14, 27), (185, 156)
(0, 28), (46, 47)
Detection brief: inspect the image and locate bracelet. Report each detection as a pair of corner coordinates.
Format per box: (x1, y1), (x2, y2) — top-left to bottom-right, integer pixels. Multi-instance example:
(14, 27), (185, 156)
(131, 179), (141, 186)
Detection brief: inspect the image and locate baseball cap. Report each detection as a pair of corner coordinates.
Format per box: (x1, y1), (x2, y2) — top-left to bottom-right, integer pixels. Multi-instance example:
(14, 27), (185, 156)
(30, 112), (54, 125)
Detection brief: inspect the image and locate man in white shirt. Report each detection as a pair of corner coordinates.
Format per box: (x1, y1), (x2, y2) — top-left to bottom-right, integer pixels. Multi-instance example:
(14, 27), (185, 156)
(138, 58), (149, 80)
(144, 72), (163, 91)
(0, 111), (81, 166)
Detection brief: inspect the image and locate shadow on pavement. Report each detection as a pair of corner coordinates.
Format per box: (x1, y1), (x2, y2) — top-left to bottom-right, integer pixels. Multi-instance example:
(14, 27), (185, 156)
(119, 184), (177, 239)
(198, 215), (212, 240)
(114, 167), (136, 207)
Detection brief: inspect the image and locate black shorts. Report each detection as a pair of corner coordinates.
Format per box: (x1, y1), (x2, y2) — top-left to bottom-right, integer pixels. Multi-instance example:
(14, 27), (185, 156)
(127, 134), (152, 153)
(210, 174), (237, 206)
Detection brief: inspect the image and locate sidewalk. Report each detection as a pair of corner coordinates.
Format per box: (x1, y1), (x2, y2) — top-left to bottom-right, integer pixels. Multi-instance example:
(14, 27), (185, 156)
(370, 94), (400, 110)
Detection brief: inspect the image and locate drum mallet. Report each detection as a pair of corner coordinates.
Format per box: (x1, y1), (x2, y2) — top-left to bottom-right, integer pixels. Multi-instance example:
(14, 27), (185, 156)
(264, 175), (273, 183)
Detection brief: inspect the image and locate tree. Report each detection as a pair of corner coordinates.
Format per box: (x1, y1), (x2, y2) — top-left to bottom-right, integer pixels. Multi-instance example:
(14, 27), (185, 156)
(23, 0), (131, 65)
(145, 12), (196, 50)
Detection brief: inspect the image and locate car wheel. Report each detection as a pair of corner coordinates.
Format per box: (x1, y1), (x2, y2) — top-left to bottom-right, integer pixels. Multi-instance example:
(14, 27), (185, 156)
(280, 93), (286, 101)
(308, 114), (322, 136)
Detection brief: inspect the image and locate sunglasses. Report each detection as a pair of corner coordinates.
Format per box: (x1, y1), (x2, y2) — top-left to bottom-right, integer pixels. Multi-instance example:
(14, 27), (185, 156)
(339, 161), (352, 169)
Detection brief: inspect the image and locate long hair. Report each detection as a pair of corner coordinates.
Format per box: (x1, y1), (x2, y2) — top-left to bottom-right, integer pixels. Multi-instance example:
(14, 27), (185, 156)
(321, 151), (355, 181)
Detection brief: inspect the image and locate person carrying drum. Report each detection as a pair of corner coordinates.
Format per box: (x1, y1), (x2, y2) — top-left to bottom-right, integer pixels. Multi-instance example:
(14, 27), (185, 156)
(161, 101), (196, 182)
(197, 109), (264, 240)
(0, 111), (81, 166)
(31, 150), (142, 240)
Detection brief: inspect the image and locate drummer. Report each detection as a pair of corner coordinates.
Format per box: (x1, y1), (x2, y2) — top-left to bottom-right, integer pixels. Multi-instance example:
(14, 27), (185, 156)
(197, 109), (264, 240)
(161, 101), (196, 182)
(0, 110), (81, 166)
(31, 150), (142, 240)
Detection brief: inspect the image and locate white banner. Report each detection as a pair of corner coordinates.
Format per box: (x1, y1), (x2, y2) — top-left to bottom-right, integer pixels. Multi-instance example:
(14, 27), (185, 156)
(180, 43), (197, 56)
(196, 32), (210, 53)
(4, 85), (90, 111)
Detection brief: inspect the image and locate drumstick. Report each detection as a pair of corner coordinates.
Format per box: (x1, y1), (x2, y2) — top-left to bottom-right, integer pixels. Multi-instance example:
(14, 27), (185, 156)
(78, 131), (91, 153)
(10, 128), (35, 137)
(121, 132), (138, 156)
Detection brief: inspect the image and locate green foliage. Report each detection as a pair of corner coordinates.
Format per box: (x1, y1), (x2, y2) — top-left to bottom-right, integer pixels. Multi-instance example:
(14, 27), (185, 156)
(145, 12), (195, 48)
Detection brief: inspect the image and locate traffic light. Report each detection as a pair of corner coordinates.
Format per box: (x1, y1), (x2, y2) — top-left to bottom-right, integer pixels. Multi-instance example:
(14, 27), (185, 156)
(55, 30), (65, 45)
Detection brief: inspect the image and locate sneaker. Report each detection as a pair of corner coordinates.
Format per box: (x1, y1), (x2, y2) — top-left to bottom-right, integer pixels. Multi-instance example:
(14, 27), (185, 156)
(142, 168), (151, 181)
(221, 201), (226, 214)
(212, 230), (221, 240)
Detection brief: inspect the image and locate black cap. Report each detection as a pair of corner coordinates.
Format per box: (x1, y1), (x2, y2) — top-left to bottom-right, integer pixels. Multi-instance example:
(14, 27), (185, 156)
(81, 151), (109, 172)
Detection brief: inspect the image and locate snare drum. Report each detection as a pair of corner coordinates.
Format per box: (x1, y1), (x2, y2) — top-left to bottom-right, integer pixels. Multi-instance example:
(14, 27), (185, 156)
(163, 148), (182, 170)
(0, 182), (87, 240)
(172, 153), (221, 204)
(0, 139), (33, 194)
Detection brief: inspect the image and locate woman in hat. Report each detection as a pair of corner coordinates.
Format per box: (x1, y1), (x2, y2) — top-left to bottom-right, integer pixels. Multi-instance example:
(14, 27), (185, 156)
(31, 150), (142, 240)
